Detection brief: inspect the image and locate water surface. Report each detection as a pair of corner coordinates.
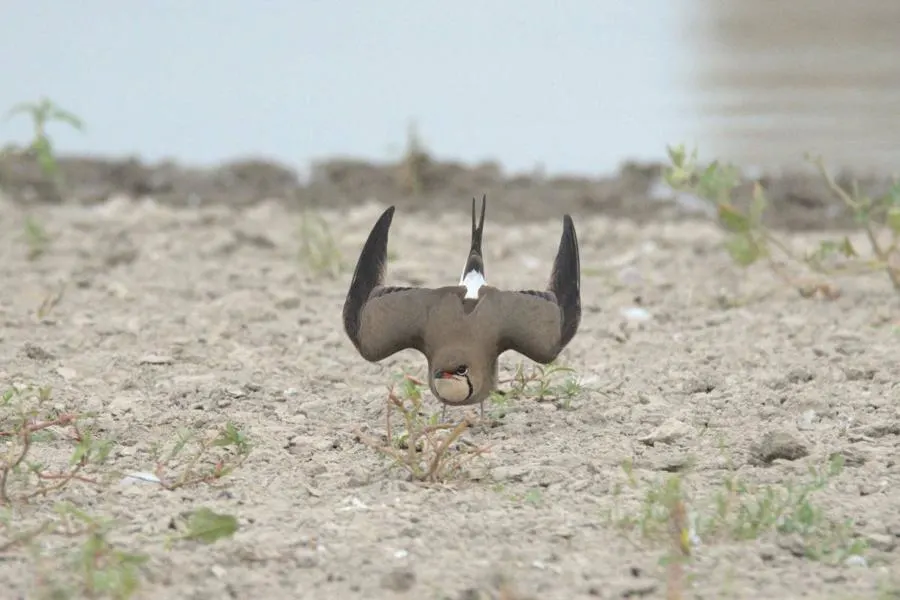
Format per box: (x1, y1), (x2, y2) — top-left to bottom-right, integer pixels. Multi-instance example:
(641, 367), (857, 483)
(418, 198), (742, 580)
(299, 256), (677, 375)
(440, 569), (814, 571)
(685, 0), (900, 174)
(0, 1), (896, 176)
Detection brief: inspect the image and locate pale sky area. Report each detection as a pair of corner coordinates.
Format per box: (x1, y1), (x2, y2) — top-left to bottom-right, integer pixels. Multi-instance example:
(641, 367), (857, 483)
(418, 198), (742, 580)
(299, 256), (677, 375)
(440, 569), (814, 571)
(0, 1), (701, 176)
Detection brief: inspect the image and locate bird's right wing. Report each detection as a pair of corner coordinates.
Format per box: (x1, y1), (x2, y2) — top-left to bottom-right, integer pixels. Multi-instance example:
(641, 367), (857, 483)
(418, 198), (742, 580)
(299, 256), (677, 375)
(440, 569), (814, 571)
(348, 286), (440, 361)
(342, 206), (439, 361)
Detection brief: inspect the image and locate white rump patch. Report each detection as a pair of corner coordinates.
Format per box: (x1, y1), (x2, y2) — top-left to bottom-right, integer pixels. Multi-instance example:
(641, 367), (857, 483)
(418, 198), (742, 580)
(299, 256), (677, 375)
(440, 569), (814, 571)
(460, 269), (486, 299)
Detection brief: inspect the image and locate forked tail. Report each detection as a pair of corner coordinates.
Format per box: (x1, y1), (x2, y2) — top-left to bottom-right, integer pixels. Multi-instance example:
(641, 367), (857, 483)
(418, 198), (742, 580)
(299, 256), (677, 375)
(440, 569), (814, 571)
(459, 194), (487, 298)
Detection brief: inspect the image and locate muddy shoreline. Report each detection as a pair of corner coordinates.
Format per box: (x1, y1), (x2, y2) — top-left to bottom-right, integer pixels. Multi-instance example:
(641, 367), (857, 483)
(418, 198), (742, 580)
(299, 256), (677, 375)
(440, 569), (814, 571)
(1, 152), (895, 231)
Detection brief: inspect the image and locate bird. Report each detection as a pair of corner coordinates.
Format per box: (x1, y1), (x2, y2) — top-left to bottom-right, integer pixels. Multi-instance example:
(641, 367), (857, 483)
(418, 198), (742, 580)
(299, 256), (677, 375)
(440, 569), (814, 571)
(342, 194), (581, 418)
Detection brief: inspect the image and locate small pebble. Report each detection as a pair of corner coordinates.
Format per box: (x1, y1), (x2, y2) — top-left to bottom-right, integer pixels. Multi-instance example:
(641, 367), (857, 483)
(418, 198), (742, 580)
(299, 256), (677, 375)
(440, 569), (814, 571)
(56, 367), (77, 381)
(140, 354), (174, 365)
(380, 568), (415, 592)
(22, 343), (55, 361)
(796, 410), (818, 431)
(638, 418), (691, 446)
(844, 555), (867, 567)
(120, 472), (162, 485)
(620, 306), (651, 323)
(751, 431), (809, 464)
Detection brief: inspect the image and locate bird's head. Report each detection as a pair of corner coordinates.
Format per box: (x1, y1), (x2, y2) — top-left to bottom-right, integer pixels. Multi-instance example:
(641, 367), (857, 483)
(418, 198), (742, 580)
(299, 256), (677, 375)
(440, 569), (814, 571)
(429, 348), (484, 406)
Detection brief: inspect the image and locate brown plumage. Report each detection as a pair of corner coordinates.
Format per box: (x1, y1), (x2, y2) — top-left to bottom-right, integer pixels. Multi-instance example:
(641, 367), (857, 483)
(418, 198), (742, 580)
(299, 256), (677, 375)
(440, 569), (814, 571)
(342, 195), (581, 412)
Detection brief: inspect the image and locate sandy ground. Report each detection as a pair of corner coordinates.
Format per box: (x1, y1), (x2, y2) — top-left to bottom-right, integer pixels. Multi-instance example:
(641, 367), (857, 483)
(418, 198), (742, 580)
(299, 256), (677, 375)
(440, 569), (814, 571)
(1, 160), (899, 599)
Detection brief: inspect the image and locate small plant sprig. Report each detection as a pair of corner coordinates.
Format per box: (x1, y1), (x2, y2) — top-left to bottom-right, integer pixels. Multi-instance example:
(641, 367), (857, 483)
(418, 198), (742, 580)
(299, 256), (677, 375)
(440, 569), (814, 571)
(490, 361), (582, 414)
(399, 121), (430, 196)
(298, 210), (345, 278)
(608, 454), (865, 567)
(0, 385), (112, 506)
(356, 374), (489, 483)
(4, 97), (84, 184)
(150, 422), (251, 490)
(0, 385), (245, 598)
(16, 502), (238, 599)
(31, 503), (150, 599)
(23, 215), (50, 260)
(36, 282), (66, 320)
(4, 97), (83, 258)
(664, 144), (900, 298)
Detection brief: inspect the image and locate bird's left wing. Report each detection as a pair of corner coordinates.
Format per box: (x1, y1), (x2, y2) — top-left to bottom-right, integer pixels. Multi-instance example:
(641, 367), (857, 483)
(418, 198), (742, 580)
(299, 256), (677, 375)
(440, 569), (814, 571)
(494, 214), (581, 363)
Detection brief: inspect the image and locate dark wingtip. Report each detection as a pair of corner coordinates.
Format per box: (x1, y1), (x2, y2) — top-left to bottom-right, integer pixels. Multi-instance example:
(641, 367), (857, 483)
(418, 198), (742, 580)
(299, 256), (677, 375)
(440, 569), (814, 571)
(342, 205), (396, 347)
(551, 213), (581, 350)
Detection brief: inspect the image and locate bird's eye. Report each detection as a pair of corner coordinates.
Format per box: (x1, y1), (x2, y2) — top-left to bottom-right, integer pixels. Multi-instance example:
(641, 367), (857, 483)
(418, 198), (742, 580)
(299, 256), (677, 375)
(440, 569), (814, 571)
(455, 365), (469, 376)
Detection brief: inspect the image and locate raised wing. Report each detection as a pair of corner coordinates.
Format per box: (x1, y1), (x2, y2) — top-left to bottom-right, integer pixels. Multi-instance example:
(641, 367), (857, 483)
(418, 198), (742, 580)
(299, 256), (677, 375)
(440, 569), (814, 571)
(342, 206), (439, 361)
(496, 214), (581, 363)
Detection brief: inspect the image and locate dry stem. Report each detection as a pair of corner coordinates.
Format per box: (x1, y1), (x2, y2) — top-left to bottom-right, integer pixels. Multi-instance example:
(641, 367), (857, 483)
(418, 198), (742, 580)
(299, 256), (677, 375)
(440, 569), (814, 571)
(356, 375), (489, 482)
(0, 412), (99, 505)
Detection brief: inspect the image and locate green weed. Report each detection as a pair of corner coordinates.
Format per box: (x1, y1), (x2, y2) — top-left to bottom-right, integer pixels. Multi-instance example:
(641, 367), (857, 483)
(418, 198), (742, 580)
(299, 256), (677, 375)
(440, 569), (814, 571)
(297, 210), (345, 278)
(399, 121), (430, 196)
(665, 144), (900, 297)
(148, 421), (252, 491)
(4, 97), (84, 188)
(608, 454), (865, 564)
(606, 454), (864, 599)
(4, 97), (84, 258)
(489, 361), (583, 416)
(23, 215), (51, 260)
(0, 384), (249, 599)
(0, 384), (112, 505)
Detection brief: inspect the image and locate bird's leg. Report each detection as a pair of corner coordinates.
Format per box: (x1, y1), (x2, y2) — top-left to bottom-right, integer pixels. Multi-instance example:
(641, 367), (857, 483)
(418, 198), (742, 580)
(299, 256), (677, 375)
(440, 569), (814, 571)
(441, 404), (447, 423)
(479, 401), (485, 421)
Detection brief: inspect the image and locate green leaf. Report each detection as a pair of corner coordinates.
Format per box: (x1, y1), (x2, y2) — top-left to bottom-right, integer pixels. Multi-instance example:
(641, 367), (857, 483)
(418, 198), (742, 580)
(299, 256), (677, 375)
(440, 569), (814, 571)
(853, 200), (871, 224)
(885, 182), (900, 207)
(839, 236), (857, 257)
(214, 421), (249, 451)
(663, 166), (689, 189)
(717, 203), (750, 233)
(697, 161), (721, 196)
(49, 106), (85, 131)
(725, 235), (761, 266)
(4, 101), (36, 121)
(697, 161), (741, 204)
(70, 436), (90, 466)
(666, 144), (689, 169)
(813, 241), (840, 261)
(887, 207), (900, 235)
(182, 508), (239, 544)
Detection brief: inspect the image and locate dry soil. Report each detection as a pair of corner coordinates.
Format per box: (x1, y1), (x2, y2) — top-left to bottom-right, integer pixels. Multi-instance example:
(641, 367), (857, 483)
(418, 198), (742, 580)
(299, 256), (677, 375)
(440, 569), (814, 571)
(0, 156), (898, 599)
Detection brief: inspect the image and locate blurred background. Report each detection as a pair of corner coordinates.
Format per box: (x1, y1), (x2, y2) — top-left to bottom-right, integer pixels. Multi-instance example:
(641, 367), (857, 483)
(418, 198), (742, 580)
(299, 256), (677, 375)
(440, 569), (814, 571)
(1, 0), (898, 177)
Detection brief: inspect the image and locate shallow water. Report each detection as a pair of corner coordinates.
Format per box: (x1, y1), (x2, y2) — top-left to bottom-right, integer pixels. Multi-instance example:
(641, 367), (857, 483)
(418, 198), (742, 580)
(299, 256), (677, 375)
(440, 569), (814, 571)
(684, 0), (900, 174)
